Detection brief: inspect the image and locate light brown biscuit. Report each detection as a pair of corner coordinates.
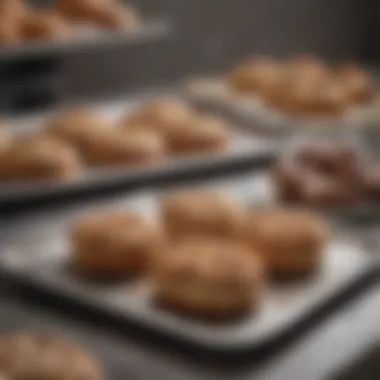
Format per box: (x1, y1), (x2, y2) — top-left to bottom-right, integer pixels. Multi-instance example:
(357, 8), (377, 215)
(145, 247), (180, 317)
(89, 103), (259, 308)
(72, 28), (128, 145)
(120, 100), (194, 135)
(228, 57), (282, 94)
(82, 128), (166, 166)
(56, 0), (114, 20)
(151, 238), (263, 318)
(166, 114), (231, 154)
(0, 0), (27, 22)
(0, 135), (82, 181)
(0, 125), (12, 156)
(161, 189), (247, 240)
(71, 211), (166, 277)
(0, 331), (104, 380)
(21, 10), (71, 41)
(245, 209), (327, 276)
(0, 20), (21, 45)
(48, 107), (113, 150)
(284, 54), (331, 84)
(336, 63), (375, 104)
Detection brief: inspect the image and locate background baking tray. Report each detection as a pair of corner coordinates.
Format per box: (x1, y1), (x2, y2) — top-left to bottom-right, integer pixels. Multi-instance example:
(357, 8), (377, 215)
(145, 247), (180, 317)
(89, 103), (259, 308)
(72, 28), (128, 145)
(0, 92), (276, 206)
(0, 19), (171, 62)
(183, 77), (373, 136)
(0, 179), (374, 353)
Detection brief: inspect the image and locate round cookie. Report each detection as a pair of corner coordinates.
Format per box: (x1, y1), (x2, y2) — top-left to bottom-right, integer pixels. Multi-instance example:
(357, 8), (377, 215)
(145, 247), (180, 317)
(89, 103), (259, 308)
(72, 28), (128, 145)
(71, 211), (165, 277)
(151, 238), (263, 318)
(0, 126), (12, 156)
(228, 57), (282, 94)
(245, 209), (327, 277)
(56, 0), (113, 21)
(22, 10), (71, 41)
(0, 0), (27, 21)
(271, 158), (306, 202)
(81, 129), (166, 166)
(166, 114), (231, 154)
(0, 20), (21, 45)
(120, 99), (194, 135)
(336, 63), (374, 104)
(265, 78), (348, 116)
(296, 142), (361, 180)
(161, 189), (246, 240)
(284, 54), (331, 84)
(0, 136), (82, 181)
(0, 331), (103, 380)
(48, 107), (113, 150)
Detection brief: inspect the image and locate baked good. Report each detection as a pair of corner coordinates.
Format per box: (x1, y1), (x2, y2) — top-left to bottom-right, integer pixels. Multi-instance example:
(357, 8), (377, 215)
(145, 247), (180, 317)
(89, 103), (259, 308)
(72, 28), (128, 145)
(0, 0), (25, 44)
(151, 238), (263, 317)
(336, 63), (374, 103)
(228, 57), (282, 94)
(57, 0), (138, 29)
(273, 142), (364, 206)
(0, 20), (21, 45)
(245, 209), (327, 276)
(0, 0), (27, 21)
(120, 100), (194, 135)
(49, 107), (112, 150)
(296, 143), (360, 180)
(265, 78), (348, 116)
(165, 114), (231, 154)
(56, 0), (113, 20)
(0, 126), (11, 156)
(0, 331), (103, 380)
(22, 10), (71, 41)
(81, 129), (166, 166)
(284, 54), (331, 84)
(161, 189), (246, 240)
(0, 136), (82, 181)
(71, 211), (165, 277)
(271, 158), (306, 202)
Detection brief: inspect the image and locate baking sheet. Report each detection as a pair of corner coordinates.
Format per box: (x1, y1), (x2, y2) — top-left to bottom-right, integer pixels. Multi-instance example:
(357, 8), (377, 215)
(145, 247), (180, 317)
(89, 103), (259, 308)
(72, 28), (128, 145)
(0, 93), (276, 205)
(0, 19), (171, 62)
(0, 180), (373, 352)
(184, 77), (373, 136)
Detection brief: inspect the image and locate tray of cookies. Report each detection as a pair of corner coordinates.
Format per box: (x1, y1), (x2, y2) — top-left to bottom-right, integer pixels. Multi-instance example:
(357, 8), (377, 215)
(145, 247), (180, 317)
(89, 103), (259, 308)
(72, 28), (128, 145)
(183, 54), (376, 136)
(0, 0), (170, 61)
(0, 179), (373, 353)
(0, 94), (275, 205)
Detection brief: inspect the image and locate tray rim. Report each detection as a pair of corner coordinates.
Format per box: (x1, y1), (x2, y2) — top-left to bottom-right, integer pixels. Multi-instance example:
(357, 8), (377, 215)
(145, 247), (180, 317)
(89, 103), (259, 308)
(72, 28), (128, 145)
(0, 19), (172, 62)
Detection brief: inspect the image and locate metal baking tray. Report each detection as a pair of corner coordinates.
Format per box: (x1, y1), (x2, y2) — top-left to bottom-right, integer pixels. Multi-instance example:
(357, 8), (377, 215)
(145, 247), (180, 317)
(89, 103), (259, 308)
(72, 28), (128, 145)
(183, 77), (373, 136)
(0, 178), (374, 353)
(0, 92), (276, 205)
(0, 19), (171, 62)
